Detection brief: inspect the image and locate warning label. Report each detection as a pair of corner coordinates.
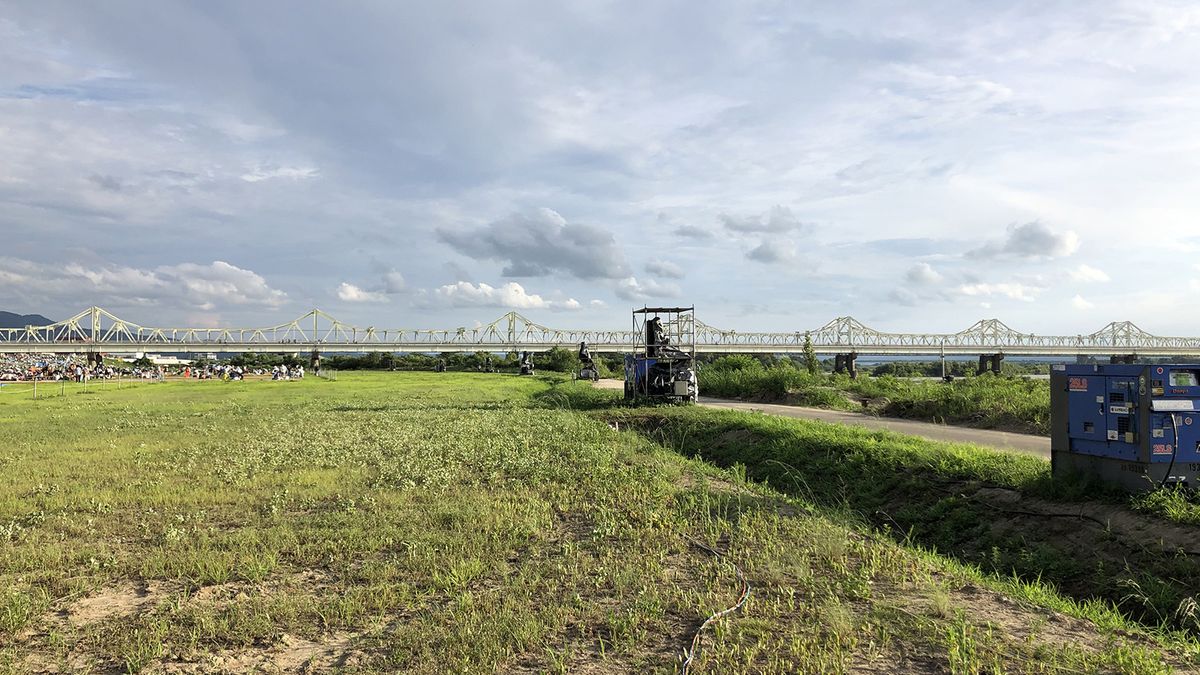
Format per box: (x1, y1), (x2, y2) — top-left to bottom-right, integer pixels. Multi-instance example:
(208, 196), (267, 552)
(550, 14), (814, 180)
(1069, 377), (1088, 391)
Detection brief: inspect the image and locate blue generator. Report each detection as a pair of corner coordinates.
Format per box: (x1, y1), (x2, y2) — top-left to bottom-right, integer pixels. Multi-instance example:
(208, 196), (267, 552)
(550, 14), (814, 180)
(1051, 363), (1200, 491)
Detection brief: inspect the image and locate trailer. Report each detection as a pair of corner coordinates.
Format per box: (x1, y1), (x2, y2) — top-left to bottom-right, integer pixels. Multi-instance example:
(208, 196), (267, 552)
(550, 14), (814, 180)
(624, 306), (697, 403)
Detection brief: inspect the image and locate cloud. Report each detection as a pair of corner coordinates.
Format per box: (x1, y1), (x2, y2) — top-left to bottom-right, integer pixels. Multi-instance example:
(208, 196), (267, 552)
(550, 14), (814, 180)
(162, 261), (288, 308)
(337, 282), (387, 303)
(720, 205), (808, 234)
(674, 225), (715, 240)
(437, 208), (629, 279)
(1071, 294), (1094, 309)
(87, 173), (124, 192)
(4, 3), (1200, 329)
(645, 259), (684, 279)
(957, 282), (1040, 302)
(0, 257), (286, 310)
(888, 288), (920, 306)
(424, 281), (583, 311)
(1069, 264), (1110, 283)
(967, 222), (1080, 260)
(615, 276), (682, 301)
(894, 268), (1055, 307)
(240, 165), (320, 183)
(890, 266), (954, 305)
(381, 270), (407, 293)
(905, 262), (942, 284)
(335, 269), (406, 302)
(746, 239), (797, 264)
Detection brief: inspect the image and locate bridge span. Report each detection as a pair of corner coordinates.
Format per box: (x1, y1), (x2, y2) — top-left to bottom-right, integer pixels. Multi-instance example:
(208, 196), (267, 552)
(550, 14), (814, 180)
(0, 306), (1197, 358)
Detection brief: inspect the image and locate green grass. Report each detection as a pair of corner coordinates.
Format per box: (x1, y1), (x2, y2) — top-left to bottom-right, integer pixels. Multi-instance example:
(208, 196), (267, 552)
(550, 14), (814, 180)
(600, 396), (1200, 637)
(700, 362), (1051, 435)
(0, 373), (1195, 672)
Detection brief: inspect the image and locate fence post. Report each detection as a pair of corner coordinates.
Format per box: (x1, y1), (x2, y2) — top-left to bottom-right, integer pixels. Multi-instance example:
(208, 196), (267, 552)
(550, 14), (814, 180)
(33, 380), (37, 400)
(60, 380), (65, 397)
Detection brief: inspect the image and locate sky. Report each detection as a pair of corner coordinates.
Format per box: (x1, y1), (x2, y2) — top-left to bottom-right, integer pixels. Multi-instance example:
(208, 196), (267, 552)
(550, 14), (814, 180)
(3, 1), (1200, 336)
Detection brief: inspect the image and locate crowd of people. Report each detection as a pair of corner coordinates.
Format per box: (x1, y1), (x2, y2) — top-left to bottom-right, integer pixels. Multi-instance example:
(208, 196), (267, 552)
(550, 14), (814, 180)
(0, 353), (81, 381)
(0, 354), (165, 382)
(0, 354), (308, 383)
(0, 353), (139, 379)
(188, 364), (303, 380)
(271, 364), (304, 380)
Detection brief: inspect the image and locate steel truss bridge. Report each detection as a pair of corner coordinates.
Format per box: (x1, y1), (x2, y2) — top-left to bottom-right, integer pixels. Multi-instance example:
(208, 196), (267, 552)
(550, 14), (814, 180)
(1, 306), (1198, 357)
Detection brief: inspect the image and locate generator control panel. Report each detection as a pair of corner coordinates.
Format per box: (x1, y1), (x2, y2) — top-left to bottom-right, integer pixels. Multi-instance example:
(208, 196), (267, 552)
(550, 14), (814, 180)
(1051, 363), (1200, 490)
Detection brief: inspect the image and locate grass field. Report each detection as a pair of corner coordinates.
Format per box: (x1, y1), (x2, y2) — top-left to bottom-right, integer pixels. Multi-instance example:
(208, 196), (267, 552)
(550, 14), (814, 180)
(1, 373), (1196, 673)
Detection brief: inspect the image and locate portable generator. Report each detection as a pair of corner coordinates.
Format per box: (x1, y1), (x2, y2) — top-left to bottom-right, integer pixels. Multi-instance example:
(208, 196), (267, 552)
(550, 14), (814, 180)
(1051, 363), (1200, 491)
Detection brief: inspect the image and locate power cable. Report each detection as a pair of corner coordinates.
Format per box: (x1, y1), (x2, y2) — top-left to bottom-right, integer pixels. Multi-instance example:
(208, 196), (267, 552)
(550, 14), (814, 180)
(681, 535), (750, 674)
(1160, 413), (1182, 489)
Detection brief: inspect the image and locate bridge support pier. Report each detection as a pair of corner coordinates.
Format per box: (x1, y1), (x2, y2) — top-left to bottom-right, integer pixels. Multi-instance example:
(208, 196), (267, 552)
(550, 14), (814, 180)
(87, 351), (102, 368)
(1110, 354), (1137, 364)
(977, 354), (1003, 375)
(310, 349), (321, 376)
(834, 353), (858, 379)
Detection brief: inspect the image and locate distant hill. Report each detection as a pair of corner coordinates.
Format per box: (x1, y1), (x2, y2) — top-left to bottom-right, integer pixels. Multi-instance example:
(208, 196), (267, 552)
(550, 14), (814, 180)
(0, 311), (55, 328)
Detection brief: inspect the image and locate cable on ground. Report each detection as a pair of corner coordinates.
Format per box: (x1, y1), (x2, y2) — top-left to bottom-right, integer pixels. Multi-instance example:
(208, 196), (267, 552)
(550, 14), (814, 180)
(680, 534), (750, 675)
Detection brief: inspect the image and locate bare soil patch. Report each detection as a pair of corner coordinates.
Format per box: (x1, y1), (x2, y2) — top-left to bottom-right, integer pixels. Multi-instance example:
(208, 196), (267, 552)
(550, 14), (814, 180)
(948, 583), (1102, 653)
(593, 378), (624, 391)
(65, 579), (176, 628)
(857, 579), (1192, 672)
(974, 486), (1200, 557)
(676, 470), (741, 495)
(158, 631), (362, 674)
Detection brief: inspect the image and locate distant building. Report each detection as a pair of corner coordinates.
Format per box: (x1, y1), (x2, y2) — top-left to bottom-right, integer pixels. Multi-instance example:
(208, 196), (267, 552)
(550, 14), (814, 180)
(123, 354), (193, 366)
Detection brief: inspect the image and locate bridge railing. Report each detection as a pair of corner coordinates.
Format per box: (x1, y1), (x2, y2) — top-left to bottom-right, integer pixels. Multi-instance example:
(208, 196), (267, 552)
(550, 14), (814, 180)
(5, 307), (1200, 355)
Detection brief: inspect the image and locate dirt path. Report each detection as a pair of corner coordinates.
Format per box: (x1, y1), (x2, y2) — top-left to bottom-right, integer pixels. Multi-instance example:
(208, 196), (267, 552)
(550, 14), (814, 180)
(593, 379), (1049, 459)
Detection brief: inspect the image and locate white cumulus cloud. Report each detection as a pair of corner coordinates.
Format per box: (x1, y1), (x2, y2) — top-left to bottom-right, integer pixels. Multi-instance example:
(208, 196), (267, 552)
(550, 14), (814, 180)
(1071, 294), (1094, 309)
(426, 281), (583, 311)
(0, 257), (287, 311)
(337, 282), (387, 302)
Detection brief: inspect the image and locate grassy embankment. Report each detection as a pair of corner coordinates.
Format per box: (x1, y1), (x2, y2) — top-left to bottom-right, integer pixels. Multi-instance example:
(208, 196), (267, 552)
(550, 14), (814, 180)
(700, 357), (1051, 435)
(1, 373), (1196, 673)
(570, 384), (1200, 641)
